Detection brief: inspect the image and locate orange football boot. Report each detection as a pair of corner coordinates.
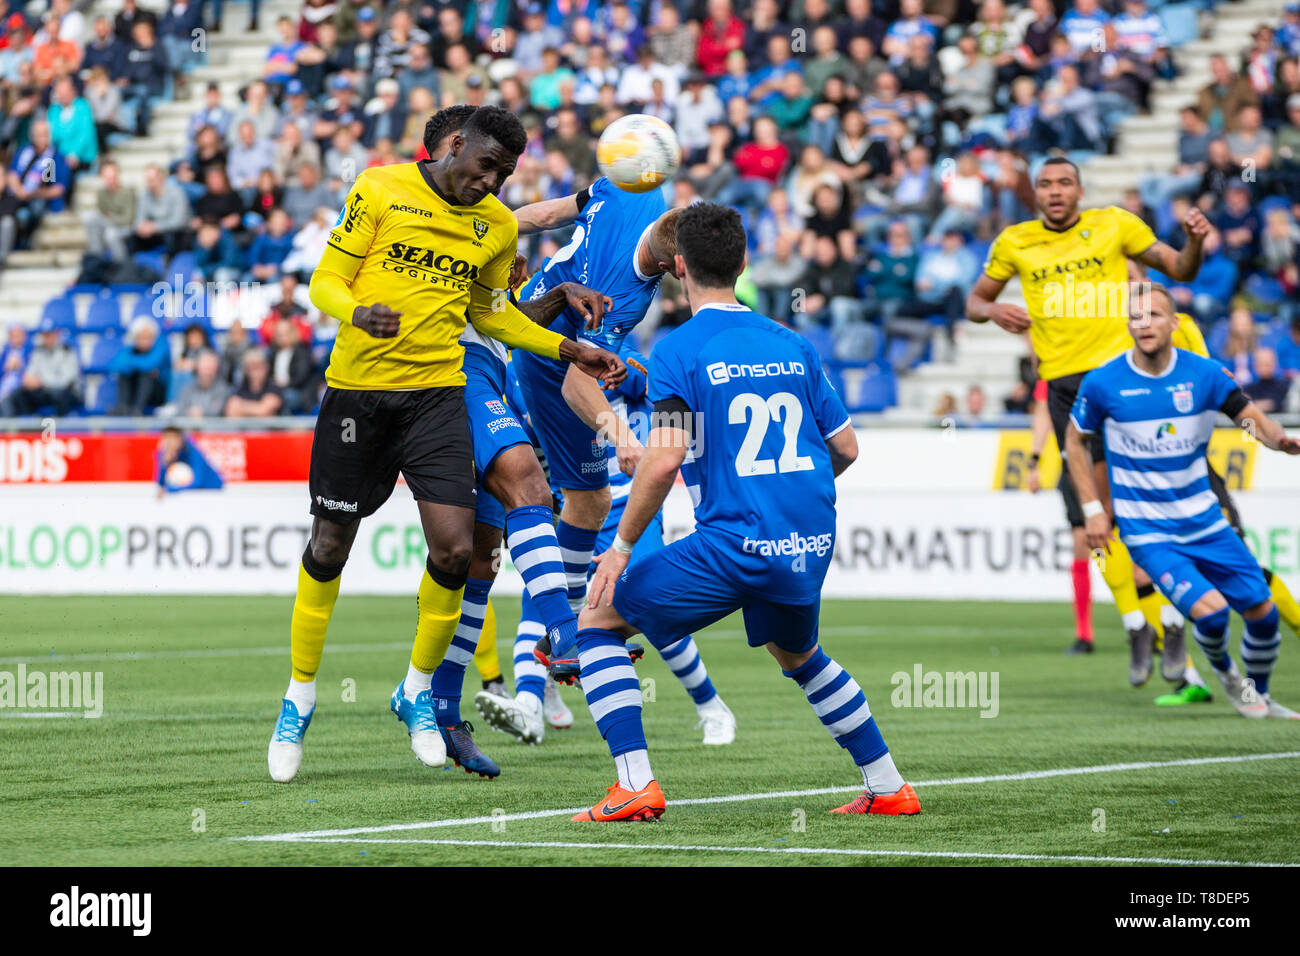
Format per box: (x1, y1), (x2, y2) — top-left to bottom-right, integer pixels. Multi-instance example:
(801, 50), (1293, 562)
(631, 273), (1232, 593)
(571, 781), (667, 821)
(830, 783), (921, 815)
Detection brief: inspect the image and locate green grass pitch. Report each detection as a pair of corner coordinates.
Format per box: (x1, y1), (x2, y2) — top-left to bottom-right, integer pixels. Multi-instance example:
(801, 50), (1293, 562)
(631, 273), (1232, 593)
(2, 596), (1297, 866)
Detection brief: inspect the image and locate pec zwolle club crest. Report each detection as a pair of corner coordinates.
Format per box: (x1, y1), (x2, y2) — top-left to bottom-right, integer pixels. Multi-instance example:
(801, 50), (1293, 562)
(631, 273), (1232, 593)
(473, 218), (489, 240)
(1172, 384), (1193, 414)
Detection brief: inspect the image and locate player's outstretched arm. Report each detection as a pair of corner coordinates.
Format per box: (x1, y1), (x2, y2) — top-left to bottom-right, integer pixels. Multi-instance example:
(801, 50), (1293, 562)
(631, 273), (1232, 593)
(588, 423), (688, 609)
(514, 194), (582, 235)
(1133, 208), (1209, 282)
(1233, 401), (1300, 454)
(1064, 422), (1110, 553)
(516, 282), (612, 331)
(966, 274), (1029, 333)
(564, 364), (643, 473)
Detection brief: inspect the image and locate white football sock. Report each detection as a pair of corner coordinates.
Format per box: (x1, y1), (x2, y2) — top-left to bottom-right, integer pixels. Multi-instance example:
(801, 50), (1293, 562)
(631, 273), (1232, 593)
(404, 663), (432, 701)
(616, 749), (654, 791)
(285, 677), (316, 714)
(1161, 604), (1185, 628)
(860, 752), (905, 795)
(1122, 610), (1147, 631)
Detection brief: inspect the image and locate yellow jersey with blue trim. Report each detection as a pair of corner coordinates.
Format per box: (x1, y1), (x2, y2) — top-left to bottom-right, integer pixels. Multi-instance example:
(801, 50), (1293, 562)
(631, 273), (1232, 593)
(317, 161), (523, 391)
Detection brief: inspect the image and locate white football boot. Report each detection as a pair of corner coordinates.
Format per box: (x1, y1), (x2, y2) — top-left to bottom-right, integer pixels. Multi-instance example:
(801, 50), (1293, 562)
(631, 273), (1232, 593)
(1213, 665), (1268, 718)
(543, 679), (574, 729)
(476, 689), (545, 744)
(696, 696), (737, 745)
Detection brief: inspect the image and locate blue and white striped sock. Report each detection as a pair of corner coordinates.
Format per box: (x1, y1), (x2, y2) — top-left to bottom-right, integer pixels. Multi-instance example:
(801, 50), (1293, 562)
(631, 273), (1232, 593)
(430, 576), (493, 727)
(512, 591), (547, 706)
(1243, 606), (1281, 696)
(577, 627), (652, 789)
(1192, 608), (1231, 672)
(557, 520), (599, 615)
(657, 635), (717, 706)
(507, 505), (578, 654)
(784, 647), (891, 777)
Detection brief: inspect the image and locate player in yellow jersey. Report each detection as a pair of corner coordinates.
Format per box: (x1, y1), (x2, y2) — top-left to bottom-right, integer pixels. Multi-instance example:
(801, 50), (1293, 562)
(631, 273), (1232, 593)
(268, 106), (625, 783)
(967, 156), (1209, 680)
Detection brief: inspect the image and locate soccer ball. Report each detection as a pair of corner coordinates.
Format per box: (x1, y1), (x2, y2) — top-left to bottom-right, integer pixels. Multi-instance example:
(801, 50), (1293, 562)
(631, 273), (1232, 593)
(165, 461), (195, 488)
(596, 114), (680, 193)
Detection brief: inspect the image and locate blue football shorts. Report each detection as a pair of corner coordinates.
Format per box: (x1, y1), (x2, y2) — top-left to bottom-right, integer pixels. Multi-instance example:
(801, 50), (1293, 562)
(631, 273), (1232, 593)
(511, 347), (609, 491)
(464, 344), (532, 531)
(1129, 525), (1271, 618)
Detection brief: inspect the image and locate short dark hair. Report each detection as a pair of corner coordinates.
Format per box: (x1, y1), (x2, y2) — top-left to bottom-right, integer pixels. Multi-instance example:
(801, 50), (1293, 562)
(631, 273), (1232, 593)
(1038, 155), (1080, 181)
(460, 105), (527, 156)
(675, 202), (746, 289)
(423, 103), (478, 157)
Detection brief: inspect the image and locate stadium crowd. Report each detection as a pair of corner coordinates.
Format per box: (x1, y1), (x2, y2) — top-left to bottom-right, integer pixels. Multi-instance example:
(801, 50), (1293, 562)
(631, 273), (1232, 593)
(1, 0), (1299, 418)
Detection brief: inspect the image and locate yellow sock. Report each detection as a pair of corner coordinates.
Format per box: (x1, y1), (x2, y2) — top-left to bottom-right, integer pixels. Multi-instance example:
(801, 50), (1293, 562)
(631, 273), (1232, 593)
(290, 561), (341, 683)
(410, 568), (465, 673)
(1138, 587), (1165, 651)
(1095, 530), (1141, 624)
(473, 598), (502, 683)
(1267, 571), (1300, 636)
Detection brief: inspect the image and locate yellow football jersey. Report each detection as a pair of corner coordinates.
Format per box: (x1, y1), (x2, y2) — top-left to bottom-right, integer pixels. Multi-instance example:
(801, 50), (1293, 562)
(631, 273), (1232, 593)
(1173, 311), (1210, 358)
(984, 206), (1158, 381)
(316, 162), (521, 391)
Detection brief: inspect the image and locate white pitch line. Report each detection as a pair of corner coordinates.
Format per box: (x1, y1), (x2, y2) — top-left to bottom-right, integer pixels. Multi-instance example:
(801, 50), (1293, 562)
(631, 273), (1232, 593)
(0, 623), (1034, 665)
(232, 750), (1300, 843)
(256, 837), (1294, 867)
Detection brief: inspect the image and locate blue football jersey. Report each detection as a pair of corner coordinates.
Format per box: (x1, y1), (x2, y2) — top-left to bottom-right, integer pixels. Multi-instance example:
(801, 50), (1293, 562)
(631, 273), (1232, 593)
(1070, 348), (1248, 548)
(649, 302), (851, 557)
(516, 177), (666, 358)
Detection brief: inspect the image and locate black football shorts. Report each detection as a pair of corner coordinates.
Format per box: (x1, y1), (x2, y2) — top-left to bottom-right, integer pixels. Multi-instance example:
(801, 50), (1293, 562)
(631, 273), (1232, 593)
(308, 385), (477, 520)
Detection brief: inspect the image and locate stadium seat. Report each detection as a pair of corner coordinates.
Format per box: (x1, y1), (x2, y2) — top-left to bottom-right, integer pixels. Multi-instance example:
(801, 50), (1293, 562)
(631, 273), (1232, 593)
(132, 250), (167, 277)
(800, 325), (836, 360)
(83, 329), (122, 375)
(41, 297), (78, 331)
(85, 374), (118, 414)
(166, 251), (202, 286)
(84, 296), (124, 333)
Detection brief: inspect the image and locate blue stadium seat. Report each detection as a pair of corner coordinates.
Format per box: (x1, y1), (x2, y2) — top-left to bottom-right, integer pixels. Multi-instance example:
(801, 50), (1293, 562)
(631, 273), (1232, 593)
(825, 360), (897, 412)
(85, 374), (118, 414)
(84, 296), (123, 333)
(800, 325), (835, 360)
(132, 250), (167, 277)
(166, 251), (201, 285)
(41, 297), (77, 331)
(83, 329), (122, 375)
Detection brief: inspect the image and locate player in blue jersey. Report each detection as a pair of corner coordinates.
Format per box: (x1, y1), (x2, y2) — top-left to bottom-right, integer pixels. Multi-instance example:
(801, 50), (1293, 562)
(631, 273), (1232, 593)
(478, 341), (738, 746)
(386, 106), (623, 776)
(508, 179), (682, 676)
(1066, 284), (1300, 719)
(566, 203), (920, 821)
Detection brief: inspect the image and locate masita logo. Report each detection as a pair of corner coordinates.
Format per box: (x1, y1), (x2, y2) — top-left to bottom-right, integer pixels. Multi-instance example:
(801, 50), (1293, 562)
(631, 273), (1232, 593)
(50, 886), (151, 936)
(389, 202), (431, 217)
(706, 360), (806, 385)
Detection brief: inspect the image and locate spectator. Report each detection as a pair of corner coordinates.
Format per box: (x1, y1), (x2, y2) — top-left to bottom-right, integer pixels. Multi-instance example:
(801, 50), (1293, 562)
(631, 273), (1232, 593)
(282, 160), (334, 226)
(768, 70), (815, 133)
(838, 0), (888, 53)
(82, 158), (135, 262)
(618, 43), (679, 106)
(1037, 63), (1102, 150)
(227, 119), (276, 192)
(898, 228), (979, 342)
(324, 124), (368, 188)
(170, 348), (231, 417)
(281, 205), (333, 278)
(0, 322), (80, 416)
(397, 42), (438, 104)
(1219, 307), (1259, 384)
(82, 16), (124, 77)
(927, 151), (986, 241)
(649, 3), (694, 74)
(798, 235), (867, 339)
(32, 15), (81, 85)
(265, 14), (308, 88)
(1154, 228), (1236, 323)
(224, 349), (284, 417)
(718, 115), (788, 211)
(121, 20), (168, 137)
(1, 120), (69, 261)
(275, 79), (319, 142)
(193, 221), (245, 283)
(267, 317), (316, 413)
(110, 317), (171, 415)
(220, 320), (253, 385)
(882, 0), (938, 64)
(1197, 54), (1258, 133)
(1244, 348), (1290, 413)
(801, 181), (856, 263)
(696, 0), (745, 78)
(83, 65), (126, 155)
(943, 34), (995, 123)
(131, 163), (190, 256)
(932, 391), (958, 417)
(313, 75), (364, 151)
(247, 207), (294, 281)
(189, 82), (233, 140)
(158, 0), (202, 78)
(514, 3), (563, 78)
(965, 384), (988, 420)
(750, 34), (801, 109)
(114, 0), (157, 43)
(192, 165), (243, 233)
(228, 80), (277, 145)
(274, 121), (323, 185)
(1276, 316), (1300, 378)
(1225, 105), (1273, 181)
(247, 167), (284, 220)
(547, 108), (597, 186)
(1214, 183), (1261, 266)
(363, 77), (406, 146)
(46, 77), (96, 176)
(752, 231), (806, 326)
(0, 325), (27, 409)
